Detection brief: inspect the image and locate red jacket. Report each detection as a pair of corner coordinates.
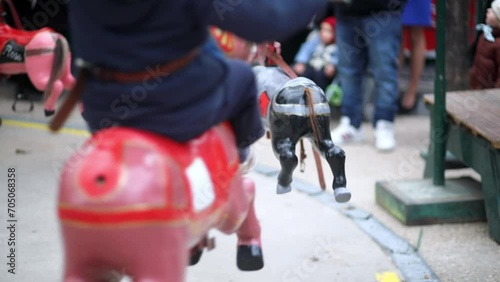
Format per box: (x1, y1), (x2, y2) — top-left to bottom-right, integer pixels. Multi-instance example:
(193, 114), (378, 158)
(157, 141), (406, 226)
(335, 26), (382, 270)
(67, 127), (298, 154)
(470, 28), (500, 89)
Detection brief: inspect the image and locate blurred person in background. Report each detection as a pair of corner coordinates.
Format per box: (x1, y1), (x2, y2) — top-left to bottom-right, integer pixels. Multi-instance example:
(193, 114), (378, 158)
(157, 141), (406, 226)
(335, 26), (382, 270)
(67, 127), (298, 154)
(331, 0), (407, 151)
(470, 0), (500, 89)
(398, 0), (433, 114)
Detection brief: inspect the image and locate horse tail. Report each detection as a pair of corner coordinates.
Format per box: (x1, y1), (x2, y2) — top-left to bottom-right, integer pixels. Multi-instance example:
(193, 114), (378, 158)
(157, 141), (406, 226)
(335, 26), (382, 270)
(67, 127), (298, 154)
(305, 87), (321, 146)
(43, 34), (69, 103)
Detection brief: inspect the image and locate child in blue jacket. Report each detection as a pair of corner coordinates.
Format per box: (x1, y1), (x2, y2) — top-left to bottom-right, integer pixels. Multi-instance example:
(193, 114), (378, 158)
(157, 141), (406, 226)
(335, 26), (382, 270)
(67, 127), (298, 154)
(293, 17), (339, 90)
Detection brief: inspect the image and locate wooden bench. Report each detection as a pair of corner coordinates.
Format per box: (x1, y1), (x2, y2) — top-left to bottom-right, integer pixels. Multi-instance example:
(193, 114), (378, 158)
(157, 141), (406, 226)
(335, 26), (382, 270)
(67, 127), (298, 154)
(424, 90), (500, 243)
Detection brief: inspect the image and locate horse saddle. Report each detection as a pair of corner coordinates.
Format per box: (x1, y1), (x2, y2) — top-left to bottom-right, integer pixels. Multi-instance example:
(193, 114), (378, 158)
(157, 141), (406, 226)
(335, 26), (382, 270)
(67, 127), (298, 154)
(0, 39), (25, 64)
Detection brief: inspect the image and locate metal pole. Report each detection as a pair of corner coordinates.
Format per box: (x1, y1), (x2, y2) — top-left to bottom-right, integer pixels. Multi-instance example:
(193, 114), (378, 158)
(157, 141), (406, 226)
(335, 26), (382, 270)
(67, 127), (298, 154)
(477, 0), (488, 24)
(433, 0), (447, 186)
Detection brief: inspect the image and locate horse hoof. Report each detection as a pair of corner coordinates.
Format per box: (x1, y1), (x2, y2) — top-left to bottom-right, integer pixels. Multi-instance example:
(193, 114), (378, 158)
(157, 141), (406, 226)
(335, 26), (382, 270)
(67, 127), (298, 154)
(189, 248), (203, 266)
(44, 110), (55, 117)
(276, 184), (292, 194)
(237, 245), (264, 271)
(334, 187), (351, 203)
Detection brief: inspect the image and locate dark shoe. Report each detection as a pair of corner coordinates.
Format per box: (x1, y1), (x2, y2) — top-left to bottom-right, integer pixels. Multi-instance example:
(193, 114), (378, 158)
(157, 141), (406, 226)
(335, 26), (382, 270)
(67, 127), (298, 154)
(398, 92), (421, 114)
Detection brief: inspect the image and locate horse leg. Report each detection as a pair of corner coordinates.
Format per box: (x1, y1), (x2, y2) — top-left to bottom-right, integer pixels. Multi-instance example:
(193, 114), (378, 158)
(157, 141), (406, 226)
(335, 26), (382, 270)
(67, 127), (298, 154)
(217, 176), (263, 271)
(123, 225), (189, 282)
(236, 178), (263, 271)
(272, 137), (298, 194)
(62, 257), (107, 282)
(314, 117), (350, 203)
(62, 265), (93, 282)
(322, 141), (350, 203)
(63, 269), (112, 282)
(63, 271), (97, 282)
(43, 80), (63, 116)
(45, 49), (74, 116)
(25, 32), (69, 116)
(62, 51), (76, 90)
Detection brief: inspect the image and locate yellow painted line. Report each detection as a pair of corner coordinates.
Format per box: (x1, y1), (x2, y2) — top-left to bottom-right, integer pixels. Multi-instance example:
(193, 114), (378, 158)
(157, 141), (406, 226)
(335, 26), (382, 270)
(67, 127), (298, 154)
(2, 119), (90, 137)
(376, 272), (400, 282)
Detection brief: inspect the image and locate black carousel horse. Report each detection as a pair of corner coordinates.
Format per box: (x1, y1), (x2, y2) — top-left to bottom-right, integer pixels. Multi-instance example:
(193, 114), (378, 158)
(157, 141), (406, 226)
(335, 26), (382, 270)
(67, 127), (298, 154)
(253, 66), (350, 203)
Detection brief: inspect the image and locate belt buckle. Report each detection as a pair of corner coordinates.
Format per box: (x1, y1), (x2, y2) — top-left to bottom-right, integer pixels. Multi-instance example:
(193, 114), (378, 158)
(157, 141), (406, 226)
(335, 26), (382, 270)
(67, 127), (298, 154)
(93, 67), (114, 81)
(75, 58), (113, 81)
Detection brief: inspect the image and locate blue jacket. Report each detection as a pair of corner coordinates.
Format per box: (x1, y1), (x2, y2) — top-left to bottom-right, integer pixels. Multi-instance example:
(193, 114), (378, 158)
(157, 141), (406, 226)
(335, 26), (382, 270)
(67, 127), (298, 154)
(69, 0), (328, 71)
(69, 0), (328, 140)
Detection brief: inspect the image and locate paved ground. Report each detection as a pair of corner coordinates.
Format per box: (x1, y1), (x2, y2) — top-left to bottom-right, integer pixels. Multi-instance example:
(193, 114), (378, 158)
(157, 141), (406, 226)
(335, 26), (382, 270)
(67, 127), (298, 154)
(0, 64), (499, 282)
(0, 97), (401, 282)
(0, 123), (403, 282)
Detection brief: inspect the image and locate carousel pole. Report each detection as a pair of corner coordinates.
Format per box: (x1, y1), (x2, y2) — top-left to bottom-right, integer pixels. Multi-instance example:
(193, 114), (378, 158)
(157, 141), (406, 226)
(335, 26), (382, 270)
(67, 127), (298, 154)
(432, 0), (447, 186)
(0, 0), (5, 25)
(4, 0), (23, 29)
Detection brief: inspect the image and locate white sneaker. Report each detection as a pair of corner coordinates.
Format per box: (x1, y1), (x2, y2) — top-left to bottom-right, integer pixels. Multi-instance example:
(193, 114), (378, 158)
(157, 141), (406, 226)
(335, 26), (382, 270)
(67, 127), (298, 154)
(331, 116), (364, 145)
(375, 120), (396, 151)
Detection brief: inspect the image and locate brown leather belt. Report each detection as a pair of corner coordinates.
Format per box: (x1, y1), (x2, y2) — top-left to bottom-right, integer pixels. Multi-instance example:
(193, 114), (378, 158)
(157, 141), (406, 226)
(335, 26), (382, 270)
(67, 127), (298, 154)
(88, 48), (199, 83)
(49, 48), (199, 132)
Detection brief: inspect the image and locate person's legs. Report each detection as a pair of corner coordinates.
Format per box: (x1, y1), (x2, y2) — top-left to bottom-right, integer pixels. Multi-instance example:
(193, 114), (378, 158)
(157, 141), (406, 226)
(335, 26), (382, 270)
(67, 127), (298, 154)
(316, 68), (334, 90)
(366, 14), (402, 125)
(335, 16), (368, 129)
(301, 64), (317, 81)
(303, 65), (331, 90)
(399, 0), (432, 112)
(401, 26), (426, 110)
(398, 28), (407, 86)
(330, 15), (367, 144)
(366, 12), (402, 150)
(215, 59), (265, 162)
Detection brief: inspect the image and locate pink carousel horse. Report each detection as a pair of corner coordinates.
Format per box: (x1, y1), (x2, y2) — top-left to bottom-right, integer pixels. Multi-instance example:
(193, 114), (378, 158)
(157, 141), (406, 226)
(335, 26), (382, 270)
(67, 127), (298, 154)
(0, 0), (74, 116)
(57, 123), (264, 281)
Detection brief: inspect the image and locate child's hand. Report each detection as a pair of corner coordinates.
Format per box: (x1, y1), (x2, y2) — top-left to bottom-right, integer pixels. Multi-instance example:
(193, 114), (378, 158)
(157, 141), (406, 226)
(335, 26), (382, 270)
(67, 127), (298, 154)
(486, 8), (500, 28)
(249, 42), (282, 65)
(293, 63), (305, 75)
(324, 64), (335, 77)
(271, 42), (281, 56)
